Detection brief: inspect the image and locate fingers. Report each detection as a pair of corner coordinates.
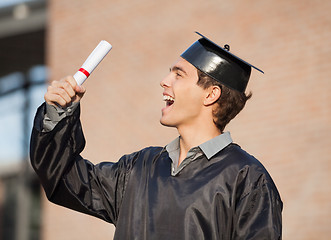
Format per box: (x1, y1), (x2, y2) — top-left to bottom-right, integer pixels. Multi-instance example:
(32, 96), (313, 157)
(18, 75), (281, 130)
(74, 84), (86, 94)
(45, 86), (69, 107)
(44, 76), (85, 107)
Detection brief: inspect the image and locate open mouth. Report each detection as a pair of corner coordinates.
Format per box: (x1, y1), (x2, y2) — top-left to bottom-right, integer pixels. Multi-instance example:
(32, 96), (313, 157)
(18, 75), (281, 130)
(163, 95), (175, 107)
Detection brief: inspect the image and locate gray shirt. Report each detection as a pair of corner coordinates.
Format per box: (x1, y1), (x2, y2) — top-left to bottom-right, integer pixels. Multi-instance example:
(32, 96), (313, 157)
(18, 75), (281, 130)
(165, 132), (233, 176)
(43, 102), (79, 132)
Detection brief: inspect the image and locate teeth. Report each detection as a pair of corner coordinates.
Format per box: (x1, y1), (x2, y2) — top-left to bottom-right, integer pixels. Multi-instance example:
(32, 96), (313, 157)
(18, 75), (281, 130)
(163, 95), (175, 102)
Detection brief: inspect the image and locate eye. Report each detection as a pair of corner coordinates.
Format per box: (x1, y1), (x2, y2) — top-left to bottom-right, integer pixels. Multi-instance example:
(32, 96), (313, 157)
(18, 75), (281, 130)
(169, 67), (185, 78)
(175, 71), (182, 78)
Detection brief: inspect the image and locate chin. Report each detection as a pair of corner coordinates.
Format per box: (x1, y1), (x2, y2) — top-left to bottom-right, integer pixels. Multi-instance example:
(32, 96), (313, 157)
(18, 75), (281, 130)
(159, 118), (176, 128)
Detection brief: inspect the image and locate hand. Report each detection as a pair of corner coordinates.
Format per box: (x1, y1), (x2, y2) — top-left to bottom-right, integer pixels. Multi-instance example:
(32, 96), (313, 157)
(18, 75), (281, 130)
(44, 76), (86, 108)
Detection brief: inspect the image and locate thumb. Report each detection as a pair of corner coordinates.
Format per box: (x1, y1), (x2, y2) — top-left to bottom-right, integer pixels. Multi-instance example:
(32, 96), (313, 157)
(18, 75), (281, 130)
(72, 85), (86, 103)
(75, 85), (86, 94)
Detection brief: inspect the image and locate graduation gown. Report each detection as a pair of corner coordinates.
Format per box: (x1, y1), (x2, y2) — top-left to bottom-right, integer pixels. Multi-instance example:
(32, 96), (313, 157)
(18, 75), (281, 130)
(30, 104), (282, 240)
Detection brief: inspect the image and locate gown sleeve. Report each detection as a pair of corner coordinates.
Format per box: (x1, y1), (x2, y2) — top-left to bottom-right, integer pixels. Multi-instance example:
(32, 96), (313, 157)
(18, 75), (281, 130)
(232, 168), (283, 240)
(29, 103), (131, 224)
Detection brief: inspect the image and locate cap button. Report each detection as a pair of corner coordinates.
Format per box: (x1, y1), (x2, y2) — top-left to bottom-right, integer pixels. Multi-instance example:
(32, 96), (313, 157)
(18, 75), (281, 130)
(224, 44), (230, 51)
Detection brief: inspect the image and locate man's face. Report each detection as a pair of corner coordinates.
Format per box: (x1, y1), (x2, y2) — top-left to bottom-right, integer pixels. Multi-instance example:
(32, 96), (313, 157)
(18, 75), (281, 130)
(160, 58), (206, 129)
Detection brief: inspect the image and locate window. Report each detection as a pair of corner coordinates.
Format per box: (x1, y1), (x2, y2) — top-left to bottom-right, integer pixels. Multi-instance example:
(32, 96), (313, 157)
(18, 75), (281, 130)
(0, 28), (46, 240)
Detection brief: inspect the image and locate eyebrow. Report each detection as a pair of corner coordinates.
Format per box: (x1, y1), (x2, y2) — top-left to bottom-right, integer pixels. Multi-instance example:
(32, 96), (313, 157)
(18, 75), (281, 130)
(170, 66), (188, 76)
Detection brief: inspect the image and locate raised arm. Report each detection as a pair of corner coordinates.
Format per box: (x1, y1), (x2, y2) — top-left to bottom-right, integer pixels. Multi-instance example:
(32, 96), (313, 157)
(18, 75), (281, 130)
(30, 76), (129, 224)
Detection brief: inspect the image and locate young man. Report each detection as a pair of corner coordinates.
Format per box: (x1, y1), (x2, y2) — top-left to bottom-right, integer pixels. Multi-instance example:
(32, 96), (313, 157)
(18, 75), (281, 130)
(30, 33), (282, 239)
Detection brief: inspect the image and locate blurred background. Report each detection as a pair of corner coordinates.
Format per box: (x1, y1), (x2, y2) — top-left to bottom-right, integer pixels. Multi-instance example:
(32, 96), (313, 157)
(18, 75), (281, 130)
(0, 0), (330, 239)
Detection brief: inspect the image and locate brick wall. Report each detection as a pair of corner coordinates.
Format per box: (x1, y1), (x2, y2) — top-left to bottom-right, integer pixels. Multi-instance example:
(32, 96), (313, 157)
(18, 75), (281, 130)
(45, 0), (331, 239)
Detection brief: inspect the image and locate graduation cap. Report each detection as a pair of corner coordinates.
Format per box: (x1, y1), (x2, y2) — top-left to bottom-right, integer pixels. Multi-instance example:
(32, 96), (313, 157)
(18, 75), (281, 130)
(181, 32), (264, 93)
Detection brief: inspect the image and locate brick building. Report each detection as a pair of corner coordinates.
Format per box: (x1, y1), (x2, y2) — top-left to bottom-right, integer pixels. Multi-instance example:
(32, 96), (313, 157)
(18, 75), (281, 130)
(33, 0), (331, 239)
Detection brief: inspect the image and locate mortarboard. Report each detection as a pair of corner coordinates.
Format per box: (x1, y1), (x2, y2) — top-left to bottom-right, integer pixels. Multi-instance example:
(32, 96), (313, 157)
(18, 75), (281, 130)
(181, 32), (264, 93)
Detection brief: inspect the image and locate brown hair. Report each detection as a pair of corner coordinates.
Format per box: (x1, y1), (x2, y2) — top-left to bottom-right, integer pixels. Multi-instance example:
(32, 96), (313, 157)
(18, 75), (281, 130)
(197, 70), (252, 132)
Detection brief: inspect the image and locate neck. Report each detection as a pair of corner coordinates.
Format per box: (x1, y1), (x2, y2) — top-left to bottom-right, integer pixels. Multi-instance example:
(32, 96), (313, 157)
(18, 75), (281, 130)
(177, 121), (221, 164)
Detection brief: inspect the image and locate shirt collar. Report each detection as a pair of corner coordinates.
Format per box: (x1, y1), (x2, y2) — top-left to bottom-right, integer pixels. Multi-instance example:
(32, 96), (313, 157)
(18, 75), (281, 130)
(165, 132), (233, 160)
(199, 132), (233, 159)
(165, 137), (180, 163)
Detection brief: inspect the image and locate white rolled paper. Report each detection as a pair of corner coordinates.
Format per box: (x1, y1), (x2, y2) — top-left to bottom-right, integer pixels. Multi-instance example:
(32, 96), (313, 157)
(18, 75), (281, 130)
(73, 40), (112, 85)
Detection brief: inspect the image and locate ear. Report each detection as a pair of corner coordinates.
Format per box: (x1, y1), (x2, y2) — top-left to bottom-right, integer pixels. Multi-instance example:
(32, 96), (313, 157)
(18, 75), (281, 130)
(204, 85), (221, 106)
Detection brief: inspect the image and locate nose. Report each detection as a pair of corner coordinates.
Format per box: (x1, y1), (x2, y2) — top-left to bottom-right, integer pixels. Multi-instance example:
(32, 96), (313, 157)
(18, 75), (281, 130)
(160, 72), (171, 88)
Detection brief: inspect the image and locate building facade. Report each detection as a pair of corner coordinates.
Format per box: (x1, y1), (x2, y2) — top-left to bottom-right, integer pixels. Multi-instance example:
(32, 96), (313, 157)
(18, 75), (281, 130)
(38, 0), (331, 239)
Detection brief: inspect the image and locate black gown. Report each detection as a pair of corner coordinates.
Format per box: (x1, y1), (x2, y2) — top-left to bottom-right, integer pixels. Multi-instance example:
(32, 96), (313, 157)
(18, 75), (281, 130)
(30, 104), (282, 240)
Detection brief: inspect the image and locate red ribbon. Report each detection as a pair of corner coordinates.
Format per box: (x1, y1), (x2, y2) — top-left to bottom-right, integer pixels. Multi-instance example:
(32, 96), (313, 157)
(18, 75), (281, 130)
(79, 68), (90, 78)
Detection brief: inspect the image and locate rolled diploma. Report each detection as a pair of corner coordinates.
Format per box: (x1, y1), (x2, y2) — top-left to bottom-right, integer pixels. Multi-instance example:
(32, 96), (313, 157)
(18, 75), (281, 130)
(73, 40), (112, 85)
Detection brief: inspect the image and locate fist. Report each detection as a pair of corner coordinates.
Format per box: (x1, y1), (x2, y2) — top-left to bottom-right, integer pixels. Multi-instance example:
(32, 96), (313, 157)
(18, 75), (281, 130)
(44, 76), (86, 108)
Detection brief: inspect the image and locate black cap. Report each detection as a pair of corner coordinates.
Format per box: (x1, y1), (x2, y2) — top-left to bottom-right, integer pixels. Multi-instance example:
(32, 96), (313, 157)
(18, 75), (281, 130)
(181, 32), (263, 93)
